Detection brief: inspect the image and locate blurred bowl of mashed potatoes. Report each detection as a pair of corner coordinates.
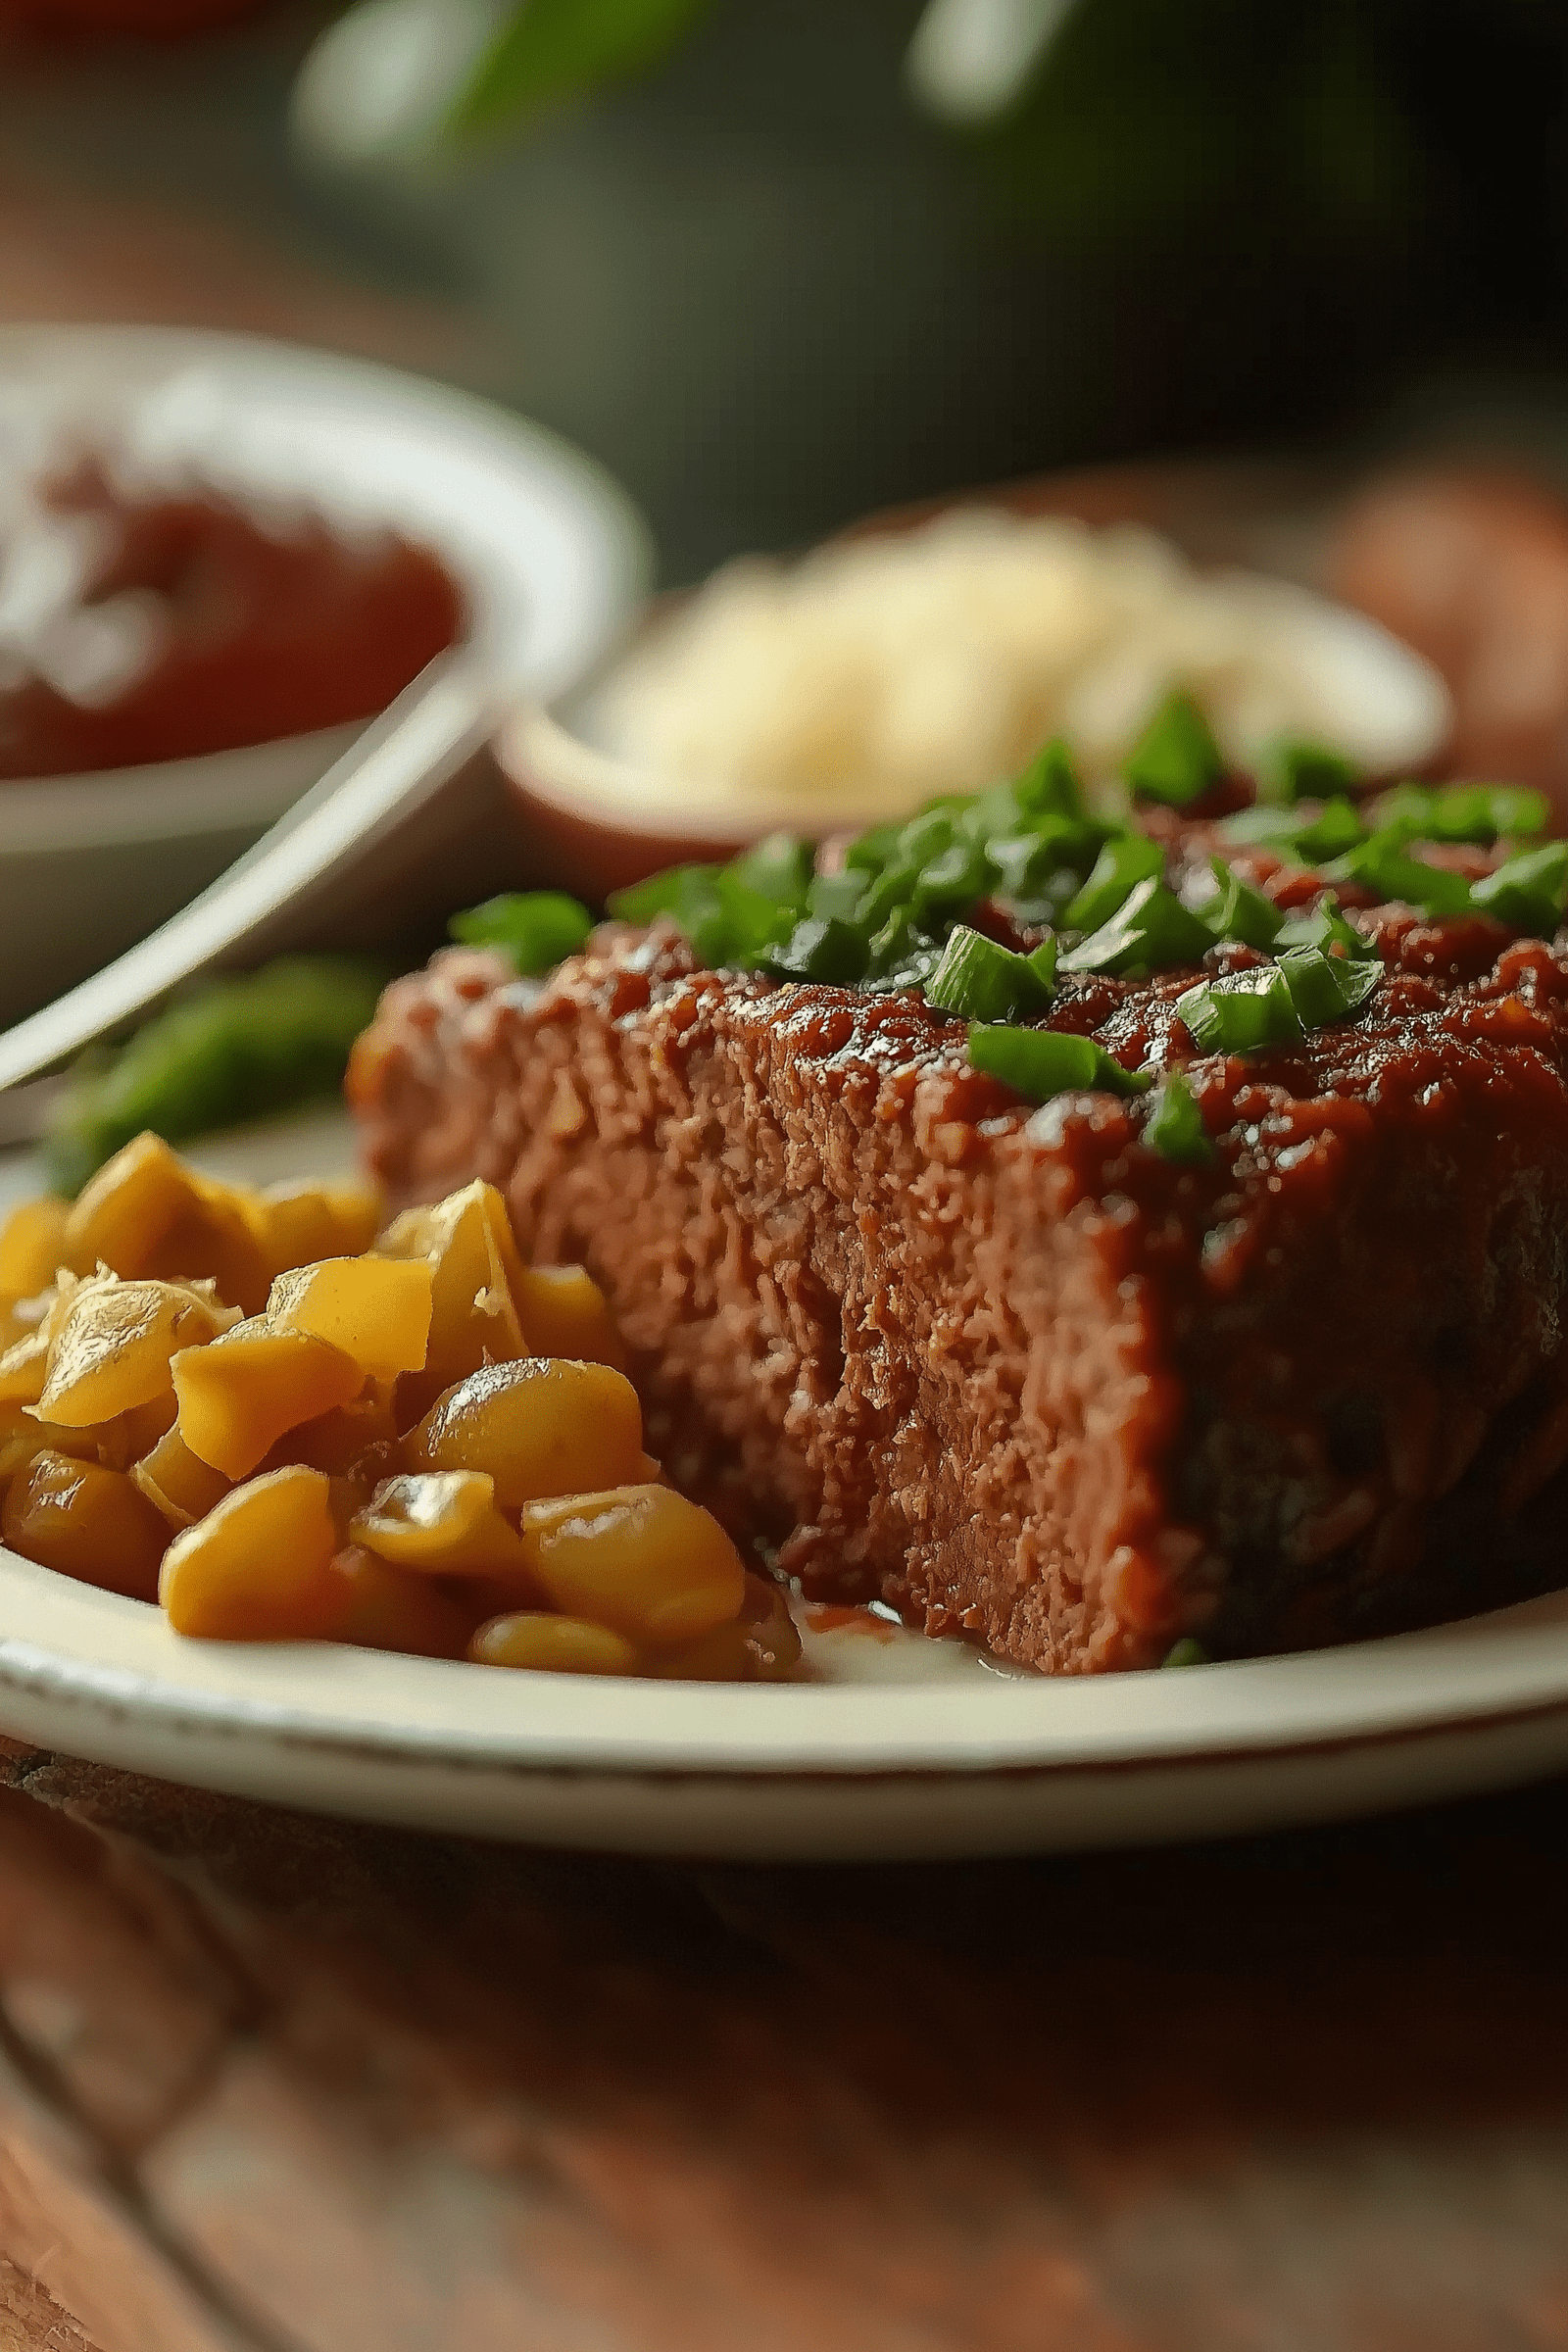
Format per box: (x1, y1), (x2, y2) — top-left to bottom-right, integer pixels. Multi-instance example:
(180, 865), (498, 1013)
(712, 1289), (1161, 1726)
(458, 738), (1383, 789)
(501, 491), (1450, 902)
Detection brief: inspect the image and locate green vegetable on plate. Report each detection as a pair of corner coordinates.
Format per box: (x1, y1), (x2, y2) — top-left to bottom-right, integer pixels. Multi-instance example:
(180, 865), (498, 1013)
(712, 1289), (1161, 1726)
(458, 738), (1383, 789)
(966, 1023), (1152, 1103)
(1142, 1070), (1214, 1164)
(925, 926), (1056, 1022)
(1123, 689), (1224, 807)
(450, 890), (593, 973)
(45, 956), (389, 1198)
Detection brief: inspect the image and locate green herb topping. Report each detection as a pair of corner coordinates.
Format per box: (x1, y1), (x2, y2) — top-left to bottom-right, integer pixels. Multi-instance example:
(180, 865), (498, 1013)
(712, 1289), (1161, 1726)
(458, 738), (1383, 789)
(926, 926), (1056, 1022)
(1061, 833), (1163, 931)
(1142, 1069), (1214, 1164)
(1374, 781), (1548, 846)
(1469, 842), (1568, 936)
(451, 890), (594, 974)
(967, 1023), (1152, 1103)
(1256, 738), (1361, 806)
(1201, 858), (1284, 951)
(563, 737), (1566, 1131)
(1060, 877), (1213, 978)
(1321, 832), (1476, 915)
(1174, 944), (1380, 1054)
(1161, 1637), (1210, 1668)
(1219, 796), (1366, 861)
(1273, 892), (1375, 959)
(1124, 689), (1224, 807)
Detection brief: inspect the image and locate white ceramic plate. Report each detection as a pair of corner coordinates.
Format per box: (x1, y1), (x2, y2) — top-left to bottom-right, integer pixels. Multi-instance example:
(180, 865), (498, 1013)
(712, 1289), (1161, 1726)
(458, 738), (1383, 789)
(4, 1112), (1567, 1860)
(0, 324), (651, 1020)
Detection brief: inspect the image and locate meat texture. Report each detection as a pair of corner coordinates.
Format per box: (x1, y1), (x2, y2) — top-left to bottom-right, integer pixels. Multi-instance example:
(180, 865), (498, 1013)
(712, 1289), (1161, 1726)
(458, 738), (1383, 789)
(349, 915), (1568, 1673)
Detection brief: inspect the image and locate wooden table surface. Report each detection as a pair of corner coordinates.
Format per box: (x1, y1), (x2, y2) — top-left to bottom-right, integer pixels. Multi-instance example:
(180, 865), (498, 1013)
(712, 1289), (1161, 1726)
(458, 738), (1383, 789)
(3, 1731), (1568, 2352)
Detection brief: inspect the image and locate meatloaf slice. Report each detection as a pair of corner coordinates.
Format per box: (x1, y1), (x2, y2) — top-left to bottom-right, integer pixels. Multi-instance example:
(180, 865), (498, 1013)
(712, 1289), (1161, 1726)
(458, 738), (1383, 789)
(348, 914), (1568, 1673)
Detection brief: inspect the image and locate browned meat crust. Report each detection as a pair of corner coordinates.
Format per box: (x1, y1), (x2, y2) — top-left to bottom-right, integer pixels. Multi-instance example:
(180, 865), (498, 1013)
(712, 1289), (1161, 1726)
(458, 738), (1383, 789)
(348, 910), (1568, 1673)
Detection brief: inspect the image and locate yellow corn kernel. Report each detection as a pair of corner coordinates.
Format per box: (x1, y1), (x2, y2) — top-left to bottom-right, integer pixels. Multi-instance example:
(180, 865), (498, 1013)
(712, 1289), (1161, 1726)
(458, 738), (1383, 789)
(66, 1134), (270, 1312)
(518, 1483), (746, 1647)
(139, 1193), (271, 1317)
(404, 1357), (645, 1508)
(31, 1273), (239, 1429)
(378, 1181), (529, 1414)
(327, 1544), (475, 1658)
(93, 1391), (181, 1476)
(64, 1133), (200, 1275)
(132, 1425), (233, 1529)
(349, 1470), (533, 1581)
(2, 1447), (168, 1600)
(270, 1388), (399, 1481)
(0, 1196), (69, 1298)
(514, 1263), (627, 1371)
(0, 1405), (100, 1489)
(256, 1179), (381, 1278)
(653, 1572), (804, 1682)
(266, 1254), (434, 1383)
(172, 1321), (364, 1479)
(0, 1276), (82, 1408)
(159, 1465), (346, 1641)
(467, 1612), (638, 1676)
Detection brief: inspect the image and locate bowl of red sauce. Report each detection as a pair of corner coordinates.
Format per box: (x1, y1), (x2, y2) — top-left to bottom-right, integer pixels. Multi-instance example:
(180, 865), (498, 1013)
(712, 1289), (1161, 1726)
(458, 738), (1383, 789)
(0, 324), (651, 1023)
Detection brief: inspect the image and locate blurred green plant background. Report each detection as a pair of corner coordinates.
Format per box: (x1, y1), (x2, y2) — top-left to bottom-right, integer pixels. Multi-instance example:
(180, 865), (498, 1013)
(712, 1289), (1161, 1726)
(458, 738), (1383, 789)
(4, 0), (1567, 580)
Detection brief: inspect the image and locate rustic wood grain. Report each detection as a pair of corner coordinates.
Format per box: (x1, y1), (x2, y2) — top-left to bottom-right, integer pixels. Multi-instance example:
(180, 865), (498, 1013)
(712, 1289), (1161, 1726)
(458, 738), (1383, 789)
(0, 2254), (102, 2352)
(3, 1718), (1568, 2352)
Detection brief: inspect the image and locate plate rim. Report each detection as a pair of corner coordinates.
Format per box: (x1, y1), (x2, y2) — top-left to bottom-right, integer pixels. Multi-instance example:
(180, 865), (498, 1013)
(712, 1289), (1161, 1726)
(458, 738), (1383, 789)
(5, 1545), (1568, 1784)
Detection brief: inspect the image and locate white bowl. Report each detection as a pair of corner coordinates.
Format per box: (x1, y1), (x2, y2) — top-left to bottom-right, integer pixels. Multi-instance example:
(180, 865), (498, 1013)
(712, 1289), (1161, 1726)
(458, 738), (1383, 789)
(0, 322), (653, 1024)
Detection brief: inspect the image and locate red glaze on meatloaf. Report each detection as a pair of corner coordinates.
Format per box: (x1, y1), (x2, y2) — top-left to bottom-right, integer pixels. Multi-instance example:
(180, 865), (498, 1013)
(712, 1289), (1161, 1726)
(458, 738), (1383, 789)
(348, 906), (1568, 1673)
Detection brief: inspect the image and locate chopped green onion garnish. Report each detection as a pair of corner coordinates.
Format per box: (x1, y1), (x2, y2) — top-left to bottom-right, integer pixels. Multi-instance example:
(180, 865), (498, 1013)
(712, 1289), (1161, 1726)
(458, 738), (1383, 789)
(808, 866), (875, 925)
(963, 739), (1090, 842)
(986, 826), (1087, 908)
(1218, 797), (1366, 861)
(843, 818), (906, 874)
(608, 862), (714, 924)
(1176, 942), (1380, 1053)
(1469, 841), (1568, 936)
(925, 925), (1056, 1022)
(449, 891), (593, 975)
(1255, 739), (1361, 806)
(1060, 877), (1213, 978)
(1274, 893), (1375, 959)
(1374, 782), (1549, 846)
(732, 832), (814, 911)
(898, 808), (957, 867)
(1290, 797), (1367, 861)
(1124, 689), (1224, 806)
(1142, 1069), (1214, 1164)
(608, 863), (793, 968)
(1202, 858), (1283, 951)
(864, 906), (938, 979)
(914, 835), (994, 915)
(762, 915), (870, 984)
(1061, 833), (1163, 932)
(1276, 944), (1381, 1029)
(1007, 734), (1087, 824)
(1161, 1637), (1210, 1668)
(1322, 832), (1474, 916)
(1175, 964), (1302, 1054)
(1219, 805), (1307, 849)
(967, 1023), (1152, 1102)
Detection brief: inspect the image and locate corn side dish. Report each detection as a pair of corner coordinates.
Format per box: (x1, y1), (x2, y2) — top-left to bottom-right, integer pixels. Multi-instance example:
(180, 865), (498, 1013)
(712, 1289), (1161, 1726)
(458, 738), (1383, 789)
(0, 1135), (800, 1683)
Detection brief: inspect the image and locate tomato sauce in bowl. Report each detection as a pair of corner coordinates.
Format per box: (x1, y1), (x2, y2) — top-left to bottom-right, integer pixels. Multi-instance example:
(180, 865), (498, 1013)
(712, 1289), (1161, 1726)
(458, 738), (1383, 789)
(0, 463), (465, 781)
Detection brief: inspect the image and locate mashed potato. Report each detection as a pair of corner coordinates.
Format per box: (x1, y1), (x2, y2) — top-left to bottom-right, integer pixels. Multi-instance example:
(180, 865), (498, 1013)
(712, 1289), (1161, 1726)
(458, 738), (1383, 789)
(597, 509), (1446, 819)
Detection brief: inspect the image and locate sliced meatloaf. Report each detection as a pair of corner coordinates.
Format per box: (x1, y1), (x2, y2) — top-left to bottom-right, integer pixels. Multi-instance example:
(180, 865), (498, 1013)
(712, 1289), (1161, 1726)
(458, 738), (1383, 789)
(348, 906), (1568, 1674)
